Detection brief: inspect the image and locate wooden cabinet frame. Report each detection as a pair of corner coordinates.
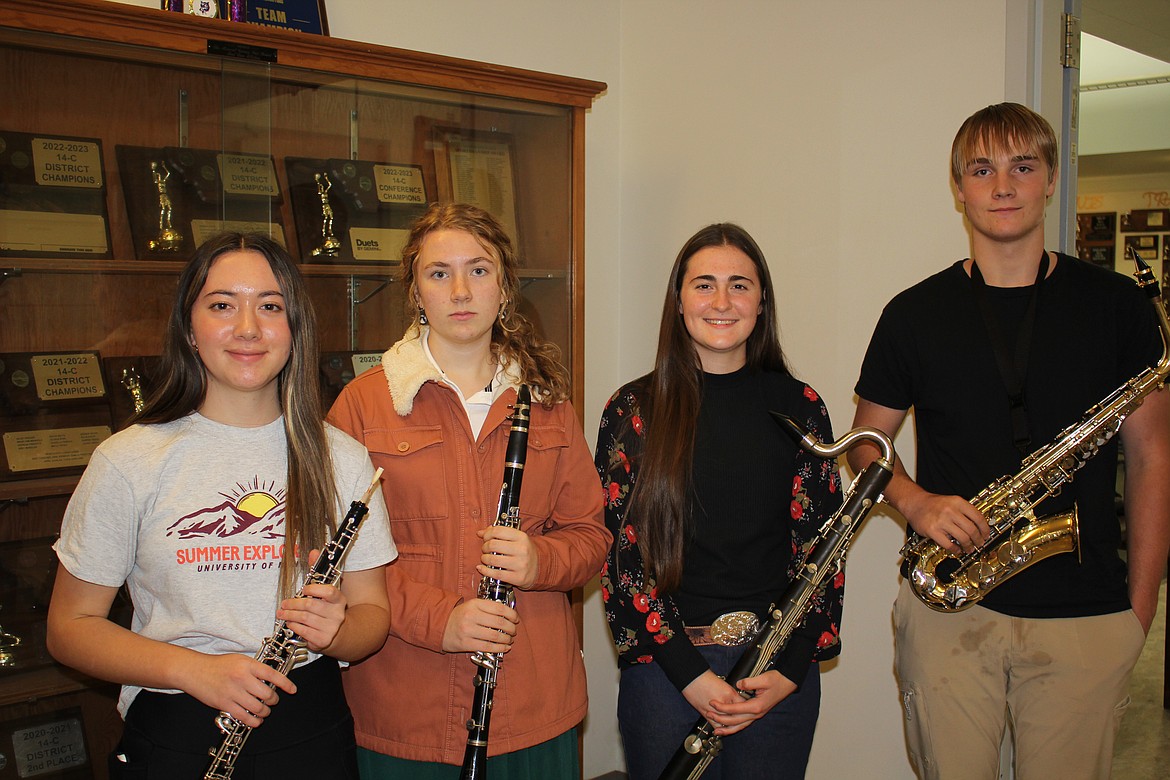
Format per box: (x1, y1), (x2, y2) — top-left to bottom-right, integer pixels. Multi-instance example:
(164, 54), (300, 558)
(0, 2), (603, 775)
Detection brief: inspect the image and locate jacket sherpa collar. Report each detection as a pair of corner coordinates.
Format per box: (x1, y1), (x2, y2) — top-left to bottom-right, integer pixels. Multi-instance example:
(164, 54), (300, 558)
(380, 324), (524, 417)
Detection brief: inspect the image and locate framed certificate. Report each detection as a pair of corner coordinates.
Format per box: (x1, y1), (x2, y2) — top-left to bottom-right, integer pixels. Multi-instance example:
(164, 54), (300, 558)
(1120, 209), (1169, 233)
(416, 121), (520, 247)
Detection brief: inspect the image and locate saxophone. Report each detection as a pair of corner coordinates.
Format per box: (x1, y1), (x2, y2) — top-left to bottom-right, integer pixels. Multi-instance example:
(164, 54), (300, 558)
(204, 468), (384, 780)
(658, 415), (895, 780)
(460, 385), (531, 780)
(902, 249), (1170, 612)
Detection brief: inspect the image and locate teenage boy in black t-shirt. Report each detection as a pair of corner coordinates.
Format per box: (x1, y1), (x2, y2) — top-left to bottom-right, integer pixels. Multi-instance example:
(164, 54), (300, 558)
(848, 102), (1170, 780)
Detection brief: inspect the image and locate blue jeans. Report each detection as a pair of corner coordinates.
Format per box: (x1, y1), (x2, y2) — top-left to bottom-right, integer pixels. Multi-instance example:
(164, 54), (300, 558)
(617, 644), (820, 780)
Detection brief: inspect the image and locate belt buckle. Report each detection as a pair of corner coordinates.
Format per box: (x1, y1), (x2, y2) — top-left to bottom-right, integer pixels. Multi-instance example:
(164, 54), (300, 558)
(710, 611), (760, 647)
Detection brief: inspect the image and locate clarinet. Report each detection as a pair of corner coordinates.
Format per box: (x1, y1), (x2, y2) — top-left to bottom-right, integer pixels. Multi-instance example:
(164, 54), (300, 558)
(204, 468), (384, 780)
(658, 415), (895, 780)
(460, 385), (532, 780)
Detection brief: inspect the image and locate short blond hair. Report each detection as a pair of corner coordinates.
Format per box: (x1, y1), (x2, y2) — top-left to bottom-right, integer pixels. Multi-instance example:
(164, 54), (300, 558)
(950, 102), (1058, 185)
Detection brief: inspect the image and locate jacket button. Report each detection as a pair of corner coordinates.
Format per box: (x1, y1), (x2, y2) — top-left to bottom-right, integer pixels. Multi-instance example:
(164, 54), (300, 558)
(397, 442), (410, 452)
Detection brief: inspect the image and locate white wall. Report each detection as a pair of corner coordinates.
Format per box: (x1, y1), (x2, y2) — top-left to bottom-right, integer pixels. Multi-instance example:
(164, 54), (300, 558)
(108, 2), (1020, 777)
(616, 4), (1011, 778)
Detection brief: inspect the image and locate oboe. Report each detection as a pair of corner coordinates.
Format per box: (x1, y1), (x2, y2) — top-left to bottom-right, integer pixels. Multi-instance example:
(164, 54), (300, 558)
(204, 468), (384, 780)
(460, 385), (532, 780)
(658, 415), (895, 780)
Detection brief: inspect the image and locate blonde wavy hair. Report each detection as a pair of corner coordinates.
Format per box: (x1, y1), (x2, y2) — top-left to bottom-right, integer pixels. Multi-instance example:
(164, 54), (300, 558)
(400, 202), (571, 404)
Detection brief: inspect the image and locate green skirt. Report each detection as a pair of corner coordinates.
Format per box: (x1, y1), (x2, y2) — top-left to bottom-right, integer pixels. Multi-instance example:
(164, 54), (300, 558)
(356, 728), (578, 779)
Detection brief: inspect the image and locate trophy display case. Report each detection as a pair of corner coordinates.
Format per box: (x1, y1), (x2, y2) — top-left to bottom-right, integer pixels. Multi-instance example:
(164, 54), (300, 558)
(0, 1), (603, 775)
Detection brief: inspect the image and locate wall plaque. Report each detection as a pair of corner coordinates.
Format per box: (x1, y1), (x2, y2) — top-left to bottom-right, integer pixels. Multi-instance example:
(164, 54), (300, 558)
(0, 708), (90, 779)
(286, 157), (425, 264)
(320, 351), (382, 409)
(0, 130), (111, 259)
(117, 145), (285, 260)
(0, 352), (112, 480)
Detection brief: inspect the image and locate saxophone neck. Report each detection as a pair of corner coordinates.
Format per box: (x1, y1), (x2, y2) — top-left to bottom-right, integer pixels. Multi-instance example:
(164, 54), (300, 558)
(771, 412), (895, 465)
(1129, 246), (1170, 379)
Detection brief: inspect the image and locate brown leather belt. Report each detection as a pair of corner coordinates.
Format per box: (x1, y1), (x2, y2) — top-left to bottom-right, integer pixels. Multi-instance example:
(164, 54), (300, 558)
(684, 611), (761, 647)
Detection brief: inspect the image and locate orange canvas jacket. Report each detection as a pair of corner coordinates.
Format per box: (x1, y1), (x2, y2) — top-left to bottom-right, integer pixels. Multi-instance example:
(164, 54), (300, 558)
(327, 328), (609, 764)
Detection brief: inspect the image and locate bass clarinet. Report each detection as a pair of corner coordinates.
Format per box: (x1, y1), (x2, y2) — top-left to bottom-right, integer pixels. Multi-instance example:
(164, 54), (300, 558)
(460, 385), (532, 780)
(204, 468), (384, 780)
(902, 248), (1170, 611)
(658, 415), (895, 780)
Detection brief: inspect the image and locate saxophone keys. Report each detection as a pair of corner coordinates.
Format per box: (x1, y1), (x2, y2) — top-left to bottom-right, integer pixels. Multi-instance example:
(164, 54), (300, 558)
(909, 567), (936, 592)
(1003, 539), (1029, 565)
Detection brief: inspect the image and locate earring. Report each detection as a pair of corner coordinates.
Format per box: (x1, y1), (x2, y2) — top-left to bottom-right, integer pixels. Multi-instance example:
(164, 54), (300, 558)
(418, 307), (428, 325)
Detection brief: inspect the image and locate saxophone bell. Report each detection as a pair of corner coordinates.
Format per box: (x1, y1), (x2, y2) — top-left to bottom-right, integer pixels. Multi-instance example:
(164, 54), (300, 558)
(905, 507), (1079, 611)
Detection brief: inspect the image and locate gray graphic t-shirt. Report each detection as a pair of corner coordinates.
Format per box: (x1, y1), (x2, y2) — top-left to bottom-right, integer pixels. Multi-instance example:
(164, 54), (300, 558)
(55, 413), (395, 715)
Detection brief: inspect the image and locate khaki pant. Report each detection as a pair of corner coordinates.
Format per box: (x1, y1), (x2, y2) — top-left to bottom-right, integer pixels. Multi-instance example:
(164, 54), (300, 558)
(893, 580), (1146, 780)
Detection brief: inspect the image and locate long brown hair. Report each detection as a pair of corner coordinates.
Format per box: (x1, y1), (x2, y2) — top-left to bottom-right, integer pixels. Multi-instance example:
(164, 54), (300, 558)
(400, 202), (571, 404)
(137, 232), (337, 598)
(629, 223), (789, 593)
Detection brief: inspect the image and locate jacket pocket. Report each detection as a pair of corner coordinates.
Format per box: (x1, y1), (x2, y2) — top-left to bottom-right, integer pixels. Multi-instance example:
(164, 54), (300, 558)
(517, 424), (570, 531)
(365, 426), (447, 522)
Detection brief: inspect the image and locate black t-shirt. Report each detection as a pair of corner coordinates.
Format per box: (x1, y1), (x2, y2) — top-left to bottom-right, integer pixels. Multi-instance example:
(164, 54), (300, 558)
(855, 253), (1162, 617)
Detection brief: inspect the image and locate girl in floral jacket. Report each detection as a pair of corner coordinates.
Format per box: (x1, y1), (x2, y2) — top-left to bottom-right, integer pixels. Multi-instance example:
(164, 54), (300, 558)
(595, 223), (843, 780)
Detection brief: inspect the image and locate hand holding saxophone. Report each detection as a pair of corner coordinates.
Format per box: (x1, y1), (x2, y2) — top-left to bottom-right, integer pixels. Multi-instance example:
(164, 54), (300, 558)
(899, 491), (991, 554)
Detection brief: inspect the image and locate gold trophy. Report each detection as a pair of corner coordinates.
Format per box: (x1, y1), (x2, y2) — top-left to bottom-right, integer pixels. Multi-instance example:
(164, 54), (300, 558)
(121, 367), (145, 414)
(311, 172), (341, 257)
(0, 606), (19, 668)
(148, 160), (184, 252)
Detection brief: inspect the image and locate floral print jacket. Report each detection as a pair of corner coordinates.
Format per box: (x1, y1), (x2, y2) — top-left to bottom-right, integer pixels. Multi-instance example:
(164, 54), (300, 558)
(595, 371), (845, 688)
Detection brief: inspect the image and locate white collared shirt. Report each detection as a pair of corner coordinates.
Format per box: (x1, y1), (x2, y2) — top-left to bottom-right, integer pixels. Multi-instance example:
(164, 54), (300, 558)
(420, 331), (501, 439)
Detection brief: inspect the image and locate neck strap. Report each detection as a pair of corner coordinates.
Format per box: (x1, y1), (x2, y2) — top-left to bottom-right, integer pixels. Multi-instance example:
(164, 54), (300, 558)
(969, 252), (1050, 456)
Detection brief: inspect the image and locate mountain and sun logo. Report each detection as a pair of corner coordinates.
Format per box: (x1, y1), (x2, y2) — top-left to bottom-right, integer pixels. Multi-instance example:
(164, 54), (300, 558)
(167, 478), (289, 569)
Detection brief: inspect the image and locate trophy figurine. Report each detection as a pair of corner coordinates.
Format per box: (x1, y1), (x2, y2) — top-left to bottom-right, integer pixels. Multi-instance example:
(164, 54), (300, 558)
(121, 367), (145, 414)
(0, 606), (19, 668)
(311, 172), (342, 258)
(148, 160), (184, 253)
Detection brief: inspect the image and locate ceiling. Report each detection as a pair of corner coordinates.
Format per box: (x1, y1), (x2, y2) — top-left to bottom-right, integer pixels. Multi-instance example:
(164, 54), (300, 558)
(1080, 1), (1170, 176)
(1083, 0), (1170, 65)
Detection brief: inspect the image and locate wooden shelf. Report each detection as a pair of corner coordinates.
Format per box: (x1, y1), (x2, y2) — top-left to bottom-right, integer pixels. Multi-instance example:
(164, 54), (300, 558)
(0, 476), (81, 502)
(0, 665), (106, 709)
